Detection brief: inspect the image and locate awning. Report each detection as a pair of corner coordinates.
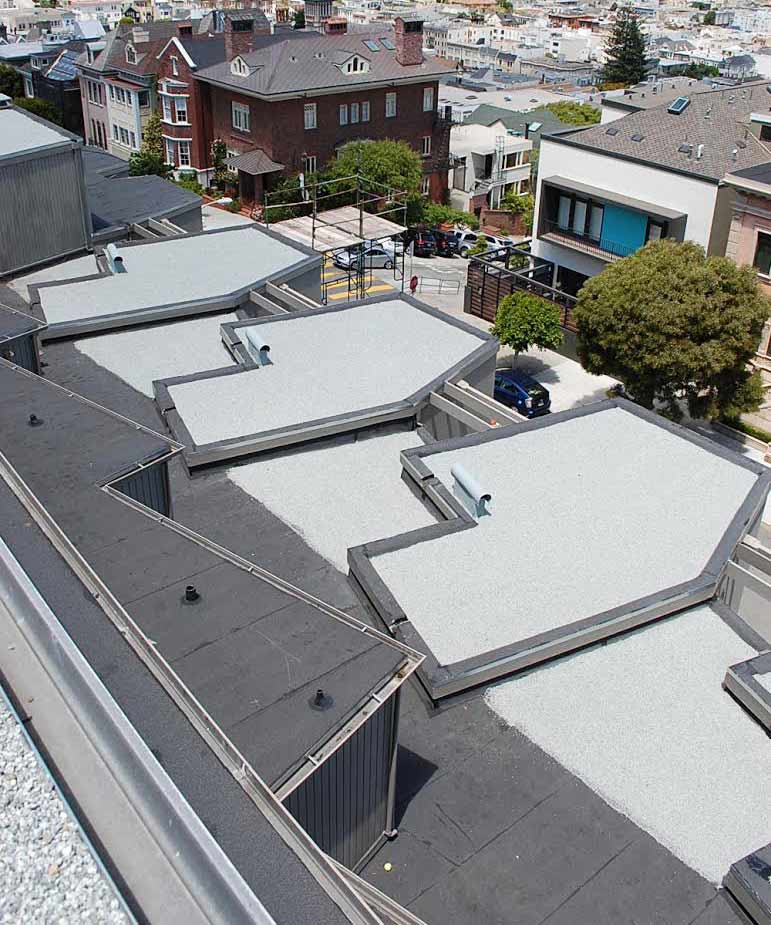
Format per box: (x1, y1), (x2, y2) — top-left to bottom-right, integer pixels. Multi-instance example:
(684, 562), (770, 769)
(226, 149), (284, 176)
(542, 175), (686, 221)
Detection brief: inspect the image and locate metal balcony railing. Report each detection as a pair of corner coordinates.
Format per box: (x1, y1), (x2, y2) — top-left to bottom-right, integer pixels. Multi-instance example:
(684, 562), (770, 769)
(540, 220), (639, 260)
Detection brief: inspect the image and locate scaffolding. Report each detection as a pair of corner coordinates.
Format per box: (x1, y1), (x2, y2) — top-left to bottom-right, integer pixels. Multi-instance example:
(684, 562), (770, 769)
(262, 173), (409, 304)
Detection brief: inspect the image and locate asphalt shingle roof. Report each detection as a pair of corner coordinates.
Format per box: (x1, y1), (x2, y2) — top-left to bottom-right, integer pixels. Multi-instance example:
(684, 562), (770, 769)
(465, 103), (573, 135)
(195, 29), (453, 97)
(553, 81), (771, 182)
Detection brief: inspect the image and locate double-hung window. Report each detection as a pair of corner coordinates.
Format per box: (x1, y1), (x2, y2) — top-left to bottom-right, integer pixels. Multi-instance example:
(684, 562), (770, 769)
(174, 98), (188, 123)
(350, 102), (359, 123)
(304, 102), (317, 129)
(302, 154), (317, 175)
(361, 100), (370, 122)
(339, 103), (348, 125)
(421, 136), (431, 156)
(423, 87), (433, 111)
(164, 137), (174, 165)
(178, 140), (191, 166)
(754, 230), (771, 276)
(385, 91), (396, 118)
(232, 101), (250, 133)
(162, 96), (173, 122)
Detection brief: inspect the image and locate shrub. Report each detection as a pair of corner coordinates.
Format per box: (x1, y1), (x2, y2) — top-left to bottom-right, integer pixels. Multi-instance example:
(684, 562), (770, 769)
(491, 291), (563, 355)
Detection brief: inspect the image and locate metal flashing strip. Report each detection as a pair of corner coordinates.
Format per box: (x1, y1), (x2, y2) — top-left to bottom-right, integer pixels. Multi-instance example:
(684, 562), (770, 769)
(349, 399), (771, 702)
(723, 650), (771, 733)
(0, 451), (391, 925)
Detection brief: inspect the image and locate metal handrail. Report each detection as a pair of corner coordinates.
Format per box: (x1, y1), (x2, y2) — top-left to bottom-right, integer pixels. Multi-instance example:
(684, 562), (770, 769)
(541, 220), (638, 259)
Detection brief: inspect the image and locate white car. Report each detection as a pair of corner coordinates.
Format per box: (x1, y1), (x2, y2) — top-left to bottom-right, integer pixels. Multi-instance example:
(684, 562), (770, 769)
(452, 230), (513, 258)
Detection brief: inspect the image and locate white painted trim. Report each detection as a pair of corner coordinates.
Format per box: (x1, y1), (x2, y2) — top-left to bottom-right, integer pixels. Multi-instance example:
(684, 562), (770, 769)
(156, 35), (196, 69)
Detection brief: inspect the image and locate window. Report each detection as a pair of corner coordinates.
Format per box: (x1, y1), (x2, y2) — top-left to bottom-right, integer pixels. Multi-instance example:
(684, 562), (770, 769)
(350, 102), (359, 123)
(361, 100), (370, 122)
(588, 204), (603, 241)
(129, 131), (137, 149)
(504, 151), (522, 169)
(125, 43), (137, 64)
(421, 135), (431, 156)
(137, 89), (149, 107)
(113, 124), (119, 141)
(572, 199), (587, 235)
(119, 126), (130, 145)
(344, 55), (369, 74)
(302, 154), (317, 175)
(385, 91), (396, 118)
(339, 103), (348, 125)
(164, 137), (174, 165)
(754, 231), (771, 276)
(423, 87), (434, 111)
(646, 221), (664, 242)
(232, 101), (250, 133)
(23, 76), (33, 98)
(174, 98), (188, 123)
(231, 56), (249, 76)
(170, 55), (178, 76)
(304, 102), (317, 129)
(178, 140), (190, 166)
(90, 118), (96, 143)
(421, 175), (430, 195)
(162, 96), (173, 122)
(108, 84), (115, 100)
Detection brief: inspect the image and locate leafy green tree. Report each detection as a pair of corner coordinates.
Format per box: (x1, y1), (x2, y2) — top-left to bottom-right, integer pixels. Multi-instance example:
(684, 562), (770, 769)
(544, 101), (600, 126)
(325, 139), (422, 195)
(13, 97), (63, 126)
(601, 9), (648, 86)
(293, 8), (305, 28)
(682, 61), (719, 78)
(574, 240), (768, 420)
(420, 202), (479, 229)
(502, 191), (534, 232)
(703, 9), (715, 24)
(491, 292), (563, 355)
(468, 234), (490, 257)
(0, 65), (24, 99)
(128, 112), (170, 178)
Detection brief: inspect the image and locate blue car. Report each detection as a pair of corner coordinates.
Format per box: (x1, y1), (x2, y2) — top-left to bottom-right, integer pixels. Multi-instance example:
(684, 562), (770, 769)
(493, 368), (551, 417)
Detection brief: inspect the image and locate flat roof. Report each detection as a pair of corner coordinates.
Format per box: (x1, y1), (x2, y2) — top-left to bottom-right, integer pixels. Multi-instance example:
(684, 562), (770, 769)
(0, 106), (73, 160)
(353, 402), (769, 698)
(33, 225), (318, 337)
(486, 604), (771, 885)
(160, 297), (494, 464)
(0, 359), (413, 789)
(272, 206), (406, 252)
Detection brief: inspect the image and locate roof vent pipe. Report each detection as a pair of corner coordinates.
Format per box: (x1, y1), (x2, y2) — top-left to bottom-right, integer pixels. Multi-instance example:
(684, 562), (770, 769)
(105, 243), (126, 274)
(696, 143), (704, 159)
(451, 463), (491, 518)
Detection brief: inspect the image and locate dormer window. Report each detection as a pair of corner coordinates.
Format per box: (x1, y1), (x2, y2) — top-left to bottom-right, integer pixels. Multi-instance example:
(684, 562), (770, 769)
(344, 55), (369, 74)
(125, 43), (137, 65)
(230, 55), (250, 76)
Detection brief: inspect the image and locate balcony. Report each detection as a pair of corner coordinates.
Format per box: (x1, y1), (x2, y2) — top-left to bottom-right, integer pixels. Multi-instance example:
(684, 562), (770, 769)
(540, 219), (639, 261)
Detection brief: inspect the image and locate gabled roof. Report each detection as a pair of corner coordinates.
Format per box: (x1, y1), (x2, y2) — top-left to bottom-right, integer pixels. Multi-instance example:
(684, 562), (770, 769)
(195, 29), (453, 97)
(464, 103), (574, 135)
(550, 81), (771, 182)
(80, 21), (192, 77)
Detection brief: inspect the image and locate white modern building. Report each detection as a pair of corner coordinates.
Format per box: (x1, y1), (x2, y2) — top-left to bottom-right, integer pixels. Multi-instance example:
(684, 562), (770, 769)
(449, 118), (532, 212)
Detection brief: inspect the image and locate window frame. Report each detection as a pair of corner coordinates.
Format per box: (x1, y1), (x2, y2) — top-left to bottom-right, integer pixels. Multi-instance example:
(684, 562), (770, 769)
(421, 135), (431, 157)
(753, 229), (771, 277)
(231, 100), (251, 133)
(385, 91), (396, 118)
(339, 103), (348, 125)
(304, 102), (317, 130)
(423, 86), (434, 112)
(361, 100), (370, 122)
(302, 154), (317, 175)
(350, 101), (359, 123)
(174, 97), (188, 123)
(178, 140), (191, 166)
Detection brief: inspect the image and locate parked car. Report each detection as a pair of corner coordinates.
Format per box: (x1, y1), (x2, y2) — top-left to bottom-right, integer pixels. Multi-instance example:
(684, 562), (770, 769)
(493, 368), (551, 417)
(431, 229), (459, 257)
(403, 228), (437, 257)
(333, 240), (396, 270)
(451, 229), (483, 258)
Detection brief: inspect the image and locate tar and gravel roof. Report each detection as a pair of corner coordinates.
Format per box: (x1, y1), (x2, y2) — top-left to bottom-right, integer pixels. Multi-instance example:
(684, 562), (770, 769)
(165, 300), (490, 446)
(367, 405), (766, 666)
(551, 81), (771, 181)
(35, 226), (314, 327)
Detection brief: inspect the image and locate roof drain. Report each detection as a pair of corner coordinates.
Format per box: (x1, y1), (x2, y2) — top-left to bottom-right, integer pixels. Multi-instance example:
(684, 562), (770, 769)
(451, 463), (491, 519)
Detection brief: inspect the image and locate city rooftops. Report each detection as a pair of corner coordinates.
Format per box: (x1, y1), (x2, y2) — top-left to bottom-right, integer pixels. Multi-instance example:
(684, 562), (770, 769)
(0, 103), (76, 161)
(550, 81), (771, 182)
(350, 401), (770, 699)
(31, 225), (319, 338)
(156, 296), (496, 467)
(602, 77), (713, 114)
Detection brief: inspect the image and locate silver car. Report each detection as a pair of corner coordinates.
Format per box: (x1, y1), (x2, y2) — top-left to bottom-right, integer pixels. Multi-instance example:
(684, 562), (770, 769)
(333, 240), (396, 270)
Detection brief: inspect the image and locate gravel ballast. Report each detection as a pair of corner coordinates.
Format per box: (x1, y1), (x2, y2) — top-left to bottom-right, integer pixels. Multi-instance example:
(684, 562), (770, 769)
(371, 407), (759, 665)
(485, 606), (771, 885)
(228, 429), (435, 572)
(0, 693), (128, 923)
(75, 312), (237, 398)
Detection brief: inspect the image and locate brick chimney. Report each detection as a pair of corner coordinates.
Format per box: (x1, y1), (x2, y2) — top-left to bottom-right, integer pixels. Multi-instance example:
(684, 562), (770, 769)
(394, 16), (423, 67)
(223, 12), (269, 60)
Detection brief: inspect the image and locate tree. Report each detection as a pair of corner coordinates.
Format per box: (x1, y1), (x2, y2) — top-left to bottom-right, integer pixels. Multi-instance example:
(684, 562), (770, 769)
(119, 15), (134, 24)
(574, 240), (768, 420)
(468, 234), (490, 257)
(13, 97), (63, 126)
(491, 292), (563, 355)
(682, 61), (719, 78)
(128, 112), (170, 178)
(545, 101), (600, 126)
(502, 191), (534, 232)
(601, 9), (648, 86)
(0, 65), (23, 99)
(324, 139), (423, 196)
(703, 9), (715, 24)
(293, 8), (305, 28)
(420, 202), (479, 229)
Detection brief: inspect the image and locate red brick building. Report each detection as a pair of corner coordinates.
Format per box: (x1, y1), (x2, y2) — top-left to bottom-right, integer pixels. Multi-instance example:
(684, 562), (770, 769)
(195, 17), (454, 205)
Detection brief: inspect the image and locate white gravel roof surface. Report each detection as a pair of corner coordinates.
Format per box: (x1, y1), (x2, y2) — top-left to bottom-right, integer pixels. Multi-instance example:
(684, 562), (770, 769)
(0, 694), (127, 923)
(371, 407), (759, 665)
(757, 672), (771, 695)
(75, 312), (237, 397)
(485, 606), (771, 884)
(38, 227), (309, 325)
(228, 429), (436, 572)
(168, 301), (485, 445)
(0, 108), (70, 159)
(7, 253), (100, 303)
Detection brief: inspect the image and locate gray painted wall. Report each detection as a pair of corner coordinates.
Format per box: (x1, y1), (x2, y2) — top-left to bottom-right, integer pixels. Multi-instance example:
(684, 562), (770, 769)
(286, 264), (322, 303)
(113, 462), (171, 517)
(0, 334), (39, 373)
(173, 206), (204, 234)
(284, 693), (397, 871)
(1, 148), (91, 277)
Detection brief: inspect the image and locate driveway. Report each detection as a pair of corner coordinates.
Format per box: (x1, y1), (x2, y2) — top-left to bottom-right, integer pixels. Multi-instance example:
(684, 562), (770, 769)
(504, 347), (618, 413)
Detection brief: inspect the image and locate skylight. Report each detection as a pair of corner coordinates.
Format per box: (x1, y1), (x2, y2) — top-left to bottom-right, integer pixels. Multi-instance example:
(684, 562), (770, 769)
(667, 96), (690, 115)
(605, 126), (619, 135)
(631, 133), (645, 142)
(364, 39), (380, 51)
(381, 38), (395, 50)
